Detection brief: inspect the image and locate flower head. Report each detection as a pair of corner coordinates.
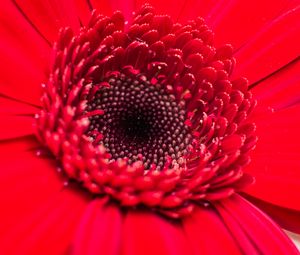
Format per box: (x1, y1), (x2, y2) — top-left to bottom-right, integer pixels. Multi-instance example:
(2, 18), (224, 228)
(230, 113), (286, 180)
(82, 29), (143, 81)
(35, 4), (257, 218)
(1, 1), (300, 254)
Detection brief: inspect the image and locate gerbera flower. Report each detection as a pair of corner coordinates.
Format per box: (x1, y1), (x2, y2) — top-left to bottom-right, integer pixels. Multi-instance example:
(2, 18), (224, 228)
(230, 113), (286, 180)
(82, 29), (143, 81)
(0, 0), (299, 254)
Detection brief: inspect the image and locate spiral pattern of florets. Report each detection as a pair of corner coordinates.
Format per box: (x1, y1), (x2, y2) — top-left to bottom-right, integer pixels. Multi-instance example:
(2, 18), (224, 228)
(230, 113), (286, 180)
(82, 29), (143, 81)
(86, 73), (192, 169)
(35, 4), (257, 218)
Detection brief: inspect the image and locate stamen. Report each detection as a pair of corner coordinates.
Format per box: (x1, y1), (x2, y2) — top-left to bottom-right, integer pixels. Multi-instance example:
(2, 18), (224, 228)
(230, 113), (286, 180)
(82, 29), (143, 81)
(86, 74), (192, 169)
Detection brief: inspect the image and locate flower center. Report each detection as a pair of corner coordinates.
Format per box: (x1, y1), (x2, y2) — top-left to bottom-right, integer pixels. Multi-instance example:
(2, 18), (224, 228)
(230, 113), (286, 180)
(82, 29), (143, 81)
(86, 74), (192, 169)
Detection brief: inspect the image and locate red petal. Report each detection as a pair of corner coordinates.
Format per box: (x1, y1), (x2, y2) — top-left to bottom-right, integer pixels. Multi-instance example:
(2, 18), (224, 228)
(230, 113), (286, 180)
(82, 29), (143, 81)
(0, 1), (51, 106)
(0, 136), (39, 157)
(243, 194), (300, 234)
(0, 0), (50, 63)
(0, 189), (88, 255)
(13, 0), (80, 43)
(122, 210), (191, 255)
(232, 6), (300, 85)
(245, 104), (300, 210)
(176, 0), (230, 24)
(212, 0), (299, 48)
(183, 206), (241, 254)
(73, 0), (93, 25)
(216, 194), (299, 254)
(0, 96), (39, 116)
(72, 200), (122, 255)
(251, 59), (300, 110)
(0, 116), (34, 140)
(0, 151), (62, 237)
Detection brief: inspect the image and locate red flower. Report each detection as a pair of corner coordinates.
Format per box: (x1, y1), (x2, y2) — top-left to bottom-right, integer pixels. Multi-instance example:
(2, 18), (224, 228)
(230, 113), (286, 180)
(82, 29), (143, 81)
(0, 1), (299, 255)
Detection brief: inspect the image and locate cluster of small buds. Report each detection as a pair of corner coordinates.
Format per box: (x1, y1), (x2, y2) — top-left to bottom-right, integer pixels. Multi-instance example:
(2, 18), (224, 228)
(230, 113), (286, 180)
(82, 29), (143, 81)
(86, 73), (192, 170)
(35, 4), (257, 218)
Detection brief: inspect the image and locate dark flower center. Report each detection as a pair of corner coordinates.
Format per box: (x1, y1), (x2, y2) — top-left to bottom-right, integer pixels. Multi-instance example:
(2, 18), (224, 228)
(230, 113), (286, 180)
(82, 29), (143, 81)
(86, 73), (192, 169)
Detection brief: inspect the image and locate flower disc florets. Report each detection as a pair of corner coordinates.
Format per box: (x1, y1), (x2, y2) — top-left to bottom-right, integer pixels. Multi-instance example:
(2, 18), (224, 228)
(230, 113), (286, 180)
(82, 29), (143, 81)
(35, 4), (257, 218)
